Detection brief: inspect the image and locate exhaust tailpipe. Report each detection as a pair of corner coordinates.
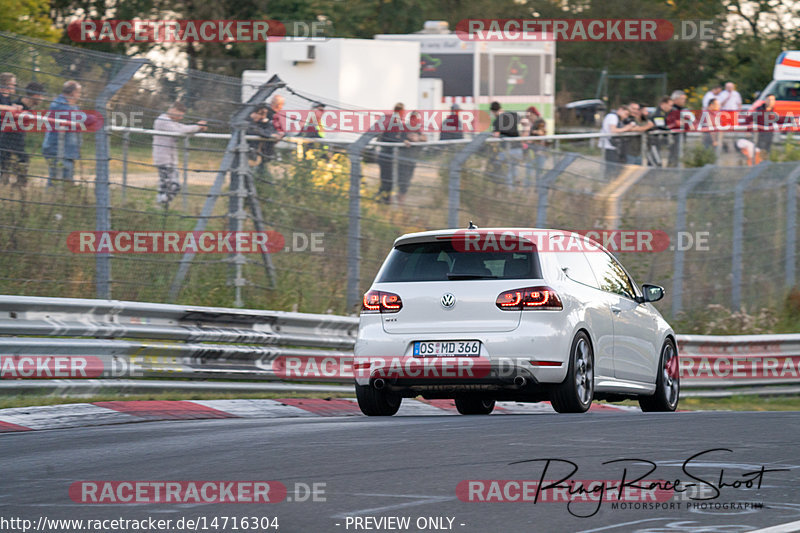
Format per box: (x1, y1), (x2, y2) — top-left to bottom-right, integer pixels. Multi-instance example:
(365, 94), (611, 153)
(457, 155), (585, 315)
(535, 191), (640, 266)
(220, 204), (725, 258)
(514, 376), (527, 387)
(373, 378), (386, 390)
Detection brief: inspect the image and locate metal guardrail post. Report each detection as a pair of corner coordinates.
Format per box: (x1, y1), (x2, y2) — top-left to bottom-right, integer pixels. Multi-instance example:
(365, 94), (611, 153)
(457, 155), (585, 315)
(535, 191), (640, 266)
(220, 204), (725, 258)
(731, 163), (770, 309)
(672, 165), (713, 316)
(447, 132), (491, 228)
(536, 153), (577, 227)
(346, 132), (380, 311)
(677, 133), (684, 169)
(121, 130), (129, 202)
(94, 58), (148, 300)
(786, 166), (800, 289)
(182, 136), (190, 211)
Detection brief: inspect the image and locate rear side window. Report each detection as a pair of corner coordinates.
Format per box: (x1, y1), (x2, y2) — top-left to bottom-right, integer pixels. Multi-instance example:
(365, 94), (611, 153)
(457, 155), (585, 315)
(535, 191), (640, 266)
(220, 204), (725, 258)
(553, 251), (598, 288)
(584, 250), (637, 299)
(377, 240), (542, 282)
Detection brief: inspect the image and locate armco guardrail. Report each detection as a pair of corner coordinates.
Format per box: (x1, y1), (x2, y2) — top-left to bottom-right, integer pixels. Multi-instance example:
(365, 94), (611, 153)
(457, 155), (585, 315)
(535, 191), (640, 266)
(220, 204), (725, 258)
(0, 295), (357, 380)
(1, 296), (799, 393)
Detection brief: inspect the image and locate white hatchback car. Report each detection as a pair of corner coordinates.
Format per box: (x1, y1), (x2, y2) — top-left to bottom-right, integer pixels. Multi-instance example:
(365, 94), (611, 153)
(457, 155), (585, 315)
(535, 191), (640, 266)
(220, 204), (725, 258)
(354, 227), (679, 415)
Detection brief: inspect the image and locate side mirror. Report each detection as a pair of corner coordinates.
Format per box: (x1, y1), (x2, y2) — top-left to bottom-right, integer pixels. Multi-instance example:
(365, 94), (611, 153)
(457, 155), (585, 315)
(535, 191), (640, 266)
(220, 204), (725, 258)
(640, 284), (665, 303)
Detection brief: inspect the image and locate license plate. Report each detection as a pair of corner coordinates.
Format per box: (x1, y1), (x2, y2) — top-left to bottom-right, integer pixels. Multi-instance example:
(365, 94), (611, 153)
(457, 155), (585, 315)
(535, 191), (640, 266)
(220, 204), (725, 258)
(413, 340), (481, 357)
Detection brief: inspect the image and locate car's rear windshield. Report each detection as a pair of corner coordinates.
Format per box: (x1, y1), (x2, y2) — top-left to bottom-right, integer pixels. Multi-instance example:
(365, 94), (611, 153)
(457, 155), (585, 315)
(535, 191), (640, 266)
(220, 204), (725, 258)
(376, 240), (542, 282)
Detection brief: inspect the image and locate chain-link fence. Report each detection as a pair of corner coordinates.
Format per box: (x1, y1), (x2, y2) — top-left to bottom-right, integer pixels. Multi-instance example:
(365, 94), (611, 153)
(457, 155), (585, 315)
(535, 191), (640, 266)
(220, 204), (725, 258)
(1, 31), (798, 321)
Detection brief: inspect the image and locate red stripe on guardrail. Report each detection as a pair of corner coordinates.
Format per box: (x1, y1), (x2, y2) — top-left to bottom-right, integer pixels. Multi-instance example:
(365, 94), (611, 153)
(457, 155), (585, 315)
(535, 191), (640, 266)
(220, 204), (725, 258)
(92, 401), (237, 420)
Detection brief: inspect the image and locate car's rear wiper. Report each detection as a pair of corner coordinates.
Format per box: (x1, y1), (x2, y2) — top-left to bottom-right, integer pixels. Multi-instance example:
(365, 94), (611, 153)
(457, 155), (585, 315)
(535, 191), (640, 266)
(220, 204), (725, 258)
(446, 273), (499, 280)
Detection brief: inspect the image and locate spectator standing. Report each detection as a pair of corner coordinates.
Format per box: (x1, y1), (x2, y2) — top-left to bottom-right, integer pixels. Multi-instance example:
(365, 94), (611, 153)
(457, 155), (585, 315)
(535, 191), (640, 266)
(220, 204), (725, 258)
(377, 103), (409, 204)
(620, 102), (653, 165)
(702, 83), (722, 110)
(490, 101), (519, 138)
(702, 98), (722, 152)
(152, 101), (206, 206)
(718, 82), (742, 111)
(397, 110), (427, 205)
(0, 81), (44, 187)
(0, 72), (21, 112)
(521, 106), (546, 137)
(489, 101), (523, 185)
(42, 81), (82, 185)
(598, 104), (635, 177)
(261, 94), (286, 160)
(647, 96), (673, 167)
(301, 102), (328, 158)
(755, 94), (778, 155)
(440, 104), (464, 141)
(301, 102), (326, 139)
(666, 90), (688, 167)
(718, 82), (742, 153)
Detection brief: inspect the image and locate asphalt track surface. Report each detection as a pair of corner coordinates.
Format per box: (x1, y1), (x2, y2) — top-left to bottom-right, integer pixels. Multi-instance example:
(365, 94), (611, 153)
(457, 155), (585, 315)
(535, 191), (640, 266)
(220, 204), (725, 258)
(2, 411), (800, 533)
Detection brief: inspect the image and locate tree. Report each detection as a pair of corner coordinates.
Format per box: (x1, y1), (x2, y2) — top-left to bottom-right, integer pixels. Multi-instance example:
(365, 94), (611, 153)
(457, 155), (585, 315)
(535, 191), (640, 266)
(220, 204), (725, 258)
(0, 0), (59, 41)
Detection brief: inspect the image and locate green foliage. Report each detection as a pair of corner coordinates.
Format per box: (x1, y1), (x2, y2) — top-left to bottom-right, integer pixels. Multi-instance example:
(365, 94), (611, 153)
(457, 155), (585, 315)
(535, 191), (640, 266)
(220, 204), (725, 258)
(0, 0), (59, 41)
(672, 288), (800, 335)
(673, 304), (778, 335)
(769, 133), (800, 162)
(683, 144), (717, 167)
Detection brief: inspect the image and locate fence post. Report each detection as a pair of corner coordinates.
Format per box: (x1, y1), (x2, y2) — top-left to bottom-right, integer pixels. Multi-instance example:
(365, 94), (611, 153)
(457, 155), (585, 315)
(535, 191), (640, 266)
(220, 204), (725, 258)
(786, 165), (800, 289)
(182, 136), (190, 211)
(232, 130), (249, 307)
(346, 131), (380, 312)
(121, 130), (129, 201)
(536, 153), (577, 227)
(169, 76), (284, 302)
(94, 58), (148, 300)
(672, 165), (713, 316)
(731, 163), (769, 309)
(640, 132), (647, 164)
(448, 133), (491, 228)
(56, 131), (65, 182)
(391, 145), (399, 205)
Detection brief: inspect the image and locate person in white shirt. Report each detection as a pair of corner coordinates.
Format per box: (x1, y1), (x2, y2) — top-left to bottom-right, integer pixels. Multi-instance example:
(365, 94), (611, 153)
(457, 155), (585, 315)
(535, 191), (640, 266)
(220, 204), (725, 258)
(702, 83), (722, 110)
(717, 82), (742, 153)
(718, 82), (742, 111)
(598, 104), (635, 177)
(152, 102), (206, 206)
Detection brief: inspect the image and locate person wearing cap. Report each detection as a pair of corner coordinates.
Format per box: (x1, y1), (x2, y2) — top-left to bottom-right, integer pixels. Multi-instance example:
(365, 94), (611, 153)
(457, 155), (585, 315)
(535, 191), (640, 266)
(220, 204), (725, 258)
(521, 105), (546, 137)
(440, 103), (464, 141)
(302, 102), (326, 138)
(301, 102), (329, 158)
(0, 81), (44, 187)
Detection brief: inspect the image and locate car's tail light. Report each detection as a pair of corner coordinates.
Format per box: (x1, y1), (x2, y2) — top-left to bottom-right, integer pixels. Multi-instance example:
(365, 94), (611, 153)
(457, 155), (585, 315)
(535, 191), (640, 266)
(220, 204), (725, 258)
(362, 290), (403, 314)
(496, 286), (562, 310)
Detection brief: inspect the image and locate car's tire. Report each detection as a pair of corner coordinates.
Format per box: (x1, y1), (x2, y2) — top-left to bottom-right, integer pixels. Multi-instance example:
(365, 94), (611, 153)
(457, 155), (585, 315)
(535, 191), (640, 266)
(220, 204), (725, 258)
(639, 339), (680, 412)
(551, 331), (594, 413)
(355, 384), (402, 416)
(454, 397), (496, 415)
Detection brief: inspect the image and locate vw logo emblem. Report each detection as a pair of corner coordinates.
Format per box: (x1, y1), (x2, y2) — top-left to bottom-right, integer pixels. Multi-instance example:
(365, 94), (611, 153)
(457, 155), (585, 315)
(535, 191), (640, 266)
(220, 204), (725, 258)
(441, 293), (456, 309)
